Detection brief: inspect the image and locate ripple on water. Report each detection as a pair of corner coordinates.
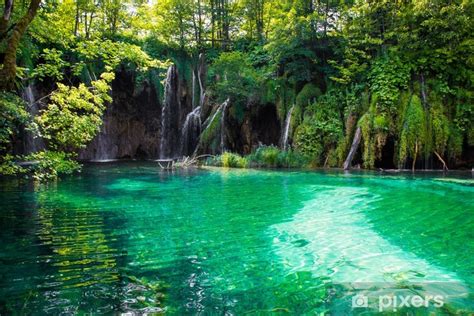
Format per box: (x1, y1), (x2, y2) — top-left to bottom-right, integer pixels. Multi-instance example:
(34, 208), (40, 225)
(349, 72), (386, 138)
(0, 167), (473, 314)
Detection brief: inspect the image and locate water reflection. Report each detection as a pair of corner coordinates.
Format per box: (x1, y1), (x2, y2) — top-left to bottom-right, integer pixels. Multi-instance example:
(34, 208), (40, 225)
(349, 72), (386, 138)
(0, 164), (473, 314)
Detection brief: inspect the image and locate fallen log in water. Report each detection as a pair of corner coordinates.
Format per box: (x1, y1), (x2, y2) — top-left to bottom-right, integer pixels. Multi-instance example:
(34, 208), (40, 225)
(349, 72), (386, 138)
(156, 159), (174, 170)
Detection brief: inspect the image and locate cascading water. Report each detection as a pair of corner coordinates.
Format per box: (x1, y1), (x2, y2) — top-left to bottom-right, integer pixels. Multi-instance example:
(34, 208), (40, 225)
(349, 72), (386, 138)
(21, 83), (44, 154)
(90, 127), (114, 162)
(193, 98), (230, 155)
(160, 65), (181, 159)
(280, 105), (294, 151)
(181, 106), (202, 156)
(197, 53), (206, 109)
(220, 100), (229, 153)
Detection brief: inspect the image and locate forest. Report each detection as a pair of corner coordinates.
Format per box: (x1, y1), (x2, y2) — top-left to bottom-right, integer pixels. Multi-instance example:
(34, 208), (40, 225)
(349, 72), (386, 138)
(0, 0), (473, 180)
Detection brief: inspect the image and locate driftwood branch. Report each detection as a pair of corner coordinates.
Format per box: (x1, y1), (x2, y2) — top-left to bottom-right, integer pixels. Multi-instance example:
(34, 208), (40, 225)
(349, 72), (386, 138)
(434, 151), (449, 171)
(343, 126), (361, 170)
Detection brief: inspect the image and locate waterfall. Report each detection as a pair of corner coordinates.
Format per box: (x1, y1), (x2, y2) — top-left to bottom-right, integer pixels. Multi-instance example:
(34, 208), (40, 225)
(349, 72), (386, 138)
(220, 100), (229, 153)
(21, 83), (44, 154)
(280, 105), (294, 151)
(160, 65), (181, 159)
(194, 98), (230, 155)
(192, 71), (195, 109)
(197, 53), (206, 109)
(181, 106), (201, 156)
(91, 127), (112, 162)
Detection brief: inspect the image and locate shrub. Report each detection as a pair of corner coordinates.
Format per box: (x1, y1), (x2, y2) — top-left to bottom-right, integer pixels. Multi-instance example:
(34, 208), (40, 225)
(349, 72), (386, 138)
(221, 152), (248, 168)
(0, 154), (26, 176)
(207, 146), (308, 169)
(247, 145), (308, 168)
(276, 150), (308, 168)
(0, 151), (80, 181)
(0, 92), (30, 152)
(24, 151), (81, 181)
(36, 73), (114, 152)
(252, 145), (280, 167)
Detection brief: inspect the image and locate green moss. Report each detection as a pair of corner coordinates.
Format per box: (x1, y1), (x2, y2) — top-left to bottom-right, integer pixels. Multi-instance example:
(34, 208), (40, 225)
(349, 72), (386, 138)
(430, 102), (450, 154)
(398, 95), (426, 166)
(448, 125), (463, 159)
(199, 110), (222, 151)
(295, 83), (321, 108)
(358, 111), (376, 168)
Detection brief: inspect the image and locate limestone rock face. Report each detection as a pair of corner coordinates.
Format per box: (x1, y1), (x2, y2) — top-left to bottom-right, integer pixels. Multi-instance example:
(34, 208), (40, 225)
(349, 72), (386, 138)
(80, 66), (281, 161)
(79, 67), (161, 160)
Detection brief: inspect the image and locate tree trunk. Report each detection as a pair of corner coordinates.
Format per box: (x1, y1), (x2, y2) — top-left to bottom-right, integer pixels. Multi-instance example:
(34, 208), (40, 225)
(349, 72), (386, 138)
(0, 0), (41, 91)
(412, 141), (418, 172)
(0, 0), (14, 37)
(74, 0), (79, 36)
(343, 127), (361, 170)
(434, 151), (449, 171)
(211, 0), (215, 47)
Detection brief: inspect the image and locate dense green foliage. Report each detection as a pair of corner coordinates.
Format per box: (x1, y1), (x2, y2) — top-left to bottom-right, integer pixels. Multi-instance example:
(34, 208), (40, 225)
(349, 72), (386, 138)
(0, 92), (29, 151)
(36, 72), (114, 151)
(0, 0), (473, 180)
(210, 146), (308, 169)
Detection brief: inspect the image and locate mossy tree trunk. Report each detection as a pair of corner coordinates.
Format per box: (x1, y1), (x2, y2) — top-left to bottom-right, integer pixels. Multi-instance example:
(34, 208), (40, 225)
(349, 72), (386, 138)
(0, 0), (14, 37)
(0, 0), (41, 91)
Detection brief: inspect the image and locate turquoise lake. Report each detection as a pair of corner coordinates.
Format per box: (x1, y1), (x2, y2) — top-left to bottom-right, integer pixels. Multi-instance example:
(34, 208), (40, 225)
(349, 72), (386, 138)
(0, 163), (473, 314)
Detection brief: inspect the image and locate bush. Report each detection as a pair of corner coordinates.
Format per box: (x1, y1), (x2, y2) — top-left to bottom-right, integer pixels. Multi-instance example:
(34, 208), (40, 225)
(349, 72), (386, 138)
(251, 145), (280, 167)
(275, 150), (308, 168)
(0, 154), (26, 176)
(206, 146), (308, 169)
(247, 145), (308, 168)
(0, 92), (30, 152)
(0, 151), (80, 181)
(221, 152), (248, 168)
(36, 73), (114, 152)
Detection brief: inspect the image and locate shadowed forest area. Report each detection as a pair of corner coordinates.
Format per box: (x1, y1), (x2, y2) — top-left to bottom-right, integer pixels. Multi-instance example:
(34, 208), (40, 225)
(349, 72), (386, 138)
(0, 0), (473, 180)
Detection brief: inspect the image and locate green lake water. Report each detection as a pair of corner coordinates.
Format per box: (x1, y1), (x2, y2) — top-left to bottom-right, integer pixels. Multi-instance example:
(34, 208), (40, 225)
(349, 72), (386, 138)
(0, 163), (473, 314)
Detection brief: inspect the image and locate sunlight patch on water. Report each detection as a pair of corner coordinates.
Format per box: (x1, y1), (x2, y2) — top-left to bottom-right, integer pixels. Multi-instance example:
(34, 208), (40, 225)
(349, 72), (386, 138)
(271, 186), (469, 305)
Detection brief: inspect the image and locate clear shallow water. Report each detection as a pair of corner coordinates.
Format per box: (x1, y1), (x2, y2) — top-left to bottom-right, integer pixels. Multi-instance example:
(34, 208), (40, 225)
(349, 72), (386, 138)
(0, 163), (473, 314)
